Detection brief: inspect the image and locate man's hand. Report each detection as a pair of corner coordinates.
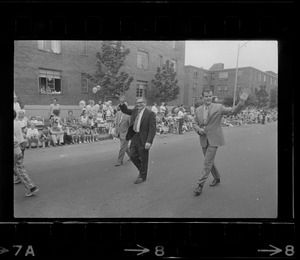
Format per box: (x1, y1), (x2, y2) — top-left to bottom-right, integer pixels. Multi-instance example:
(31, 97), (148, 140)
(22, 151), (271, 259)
(197, 128), (206, 135)
(240, 88), (250, 102)
(145, 142), (152, 150)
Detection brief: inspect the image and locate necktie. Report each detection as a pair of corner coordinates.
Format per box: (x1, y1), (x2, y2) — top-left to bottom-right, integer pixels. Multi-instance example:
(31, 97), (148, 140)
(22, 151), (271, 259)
(203, 106), (209, 125)
(119, 113), (123, 126)
(133, 110), (140, 132)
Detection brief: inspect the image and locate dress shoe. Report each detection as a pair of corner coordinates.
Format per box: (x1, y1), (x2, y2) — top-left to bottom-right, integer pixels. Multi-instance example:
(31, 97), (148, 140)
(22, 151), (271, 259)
(115, 162), (123, 167)
(194, 185), (203, 196)
(209, 179), (220, 187)
(134, 177), (146, 184)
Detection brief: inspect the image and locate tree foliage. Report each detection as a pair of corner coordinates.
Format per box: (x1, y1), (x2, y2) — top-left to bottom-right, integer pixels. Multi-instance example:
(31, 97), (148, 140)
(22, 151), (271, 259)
(151, 60), (180, 103)
(87, 41), (134, 100)
(269, 87), (278, 108)
(255, 85), (269, 108)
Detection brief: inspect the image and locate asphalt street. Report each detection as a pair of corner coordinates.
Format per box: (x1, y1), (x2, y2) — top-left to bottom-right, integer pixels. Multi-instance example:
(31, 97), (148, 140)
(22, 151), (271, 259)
(14, 122), (277, 218)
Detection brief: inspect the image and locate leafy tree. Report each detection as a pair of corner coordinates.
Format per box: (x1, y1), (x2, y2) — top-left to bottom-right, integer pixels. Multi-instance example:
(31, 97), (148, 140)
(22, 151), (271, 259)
(269, 87), (278, 108)
(151, 60), (180, 103)
(255, 85), (269, 108)
(87, 41), (134, 100)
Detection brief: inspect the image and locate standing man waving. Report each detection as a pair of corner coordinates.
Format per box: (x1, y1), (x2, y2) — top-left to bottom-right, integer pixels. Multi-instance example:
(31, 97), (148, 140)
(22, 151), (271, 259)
(119, 96), (156, 184)
(193, 87), (250, 196)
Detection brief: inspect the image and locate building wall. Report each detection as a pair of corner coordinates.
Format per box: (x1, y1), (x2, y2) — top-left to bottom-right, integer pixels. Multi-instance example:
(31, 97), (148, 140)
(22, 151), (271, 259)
(184, 65), (278, 105)
(14, 40), (185, 114)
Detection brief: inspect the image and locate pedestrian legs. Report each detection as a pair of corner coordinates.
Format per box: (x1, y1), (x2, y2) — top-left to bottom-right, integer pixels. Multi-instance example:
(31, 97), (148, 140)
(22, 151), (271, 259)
(117, 138), (130, 164)
(201, 146), (221, 180)
(198, 144), (218, 187)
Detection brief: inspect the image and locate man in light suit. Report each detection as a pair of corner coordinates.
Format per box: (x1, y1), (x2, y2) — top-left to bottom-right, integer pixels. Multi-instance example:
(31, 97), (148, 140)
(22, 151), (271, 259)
(114, 107), (131, 166)
(119, 96), (156, 184)
(193, 87), (250, 196)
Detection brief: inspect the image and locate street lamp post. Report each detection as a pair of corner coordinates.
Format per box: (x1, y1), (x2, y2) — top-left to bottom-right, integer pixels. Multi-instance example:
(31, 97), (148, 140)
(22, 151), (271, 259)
(233, 41), (250, 107)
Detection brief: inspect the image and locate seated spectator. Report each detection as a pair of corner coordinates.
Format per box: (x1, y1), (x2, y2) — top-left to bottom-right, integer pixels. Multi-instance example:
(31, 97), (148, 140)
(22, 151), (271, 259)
(39, 125), (52, 148)
(78, 126), (86, 143)
(85, 126), (92, 143)
(17, 110), (29, 130)
(49, 121), (64, 147)
(91, 126), (99, 142)
(65, 110), (76, 126)
(50, 109), (63, 127)
(29, 116), (39, 125)
(79, 110), (89, 126)
(62, 125), (73, 145)
(70, 127), (78, 144)
(26, 123), (39, 149)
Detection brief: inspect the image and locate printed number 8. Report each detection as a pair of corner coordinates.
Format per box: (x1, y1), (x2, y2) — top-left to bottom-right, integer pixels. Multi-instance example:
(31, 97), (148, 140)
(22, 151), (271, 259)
(285, 245), (294, 256)
(155, 246), (165, 256)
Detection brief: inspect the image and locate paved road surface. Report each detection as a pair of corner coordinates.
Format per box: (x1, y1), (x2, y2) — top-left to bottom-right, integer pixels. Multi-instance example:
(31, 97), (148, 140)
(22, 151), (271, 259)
(14, 122), (277, 218)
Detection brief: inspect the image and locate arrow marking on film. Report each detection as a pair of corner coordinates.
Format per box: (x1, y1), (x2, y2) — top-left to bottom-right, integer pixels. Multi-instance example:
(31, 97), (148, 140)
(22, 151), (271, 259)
(124, 244), (150, 256)
(258, 244), (282, 256)
(0, 246), (9, 255)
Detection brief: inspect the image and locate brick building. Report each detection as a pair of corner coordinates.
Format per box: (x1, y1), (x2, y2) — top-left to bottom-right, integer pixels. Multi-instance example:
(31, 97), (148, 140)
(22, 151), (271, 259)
(14, 40), (185, 118)
(184, 63), (278, 107)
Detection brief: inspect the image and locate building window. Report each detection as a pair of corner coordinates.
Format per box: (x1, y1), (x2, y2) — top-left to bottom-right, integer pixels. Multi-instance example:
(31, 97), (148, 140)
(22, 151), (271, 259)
(203, 73), (208, 81)
(82, 41), (87, 54)
(219, 72), (228, 79)
(81, 73), (89, 93)
(172, 41), (176, 49)
(137, 50), (149, 69)
(263, 75), (266, 82)
(210, 85), (214, 93)
(211, 73), (215, 80)
(192, 83), (197, 92)
(217, 85), (228, 93)
(193, 70), (198, 78)
(136, 81), (147, 98)
(259, 73), (261, 81)
(159, 55), (163, 68)
(39, 69), (61, 94)
(274, 79), (277, 85)
(171, 59), (177, 72)
(38, 40), (61, 53)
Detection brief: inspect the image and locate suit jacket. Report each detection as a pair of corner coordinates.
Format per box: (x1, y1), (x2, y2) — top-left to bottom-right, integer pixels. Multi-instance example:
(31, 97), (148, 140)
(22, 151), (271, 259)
(119, 103), (156, 146)
(114, 111), (131, 140)
(193, 102), (245, 147)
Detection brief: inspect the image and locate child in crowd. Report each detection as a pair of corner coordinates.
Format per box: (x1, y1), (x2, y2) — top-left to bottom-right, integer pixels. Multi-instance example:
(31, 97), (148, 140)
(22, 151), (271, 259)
(91, 127), (99, 142)
(65, 109), (76, 127)
(50, 109), (63, 127)
(80, 110), (89, 126)
(49, 121), (64, 147)
(29, 116), (39, 125)
(85, 126), (92, 143)
(62, 125), (73, 145)
(70, 127), (78, 144)
(78, 126), (86, 143)
(39, 125), (52, 148)
(26, 123), (39, 148)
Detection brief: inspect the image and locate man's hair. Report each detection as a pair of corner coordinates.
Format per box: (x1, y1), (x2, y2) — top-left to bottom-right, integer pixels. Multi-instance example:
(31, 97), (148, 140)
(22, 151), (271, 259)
(202, 87), (212, 96)
(136, 97), (146, 103)
(53, 109), (60, 116)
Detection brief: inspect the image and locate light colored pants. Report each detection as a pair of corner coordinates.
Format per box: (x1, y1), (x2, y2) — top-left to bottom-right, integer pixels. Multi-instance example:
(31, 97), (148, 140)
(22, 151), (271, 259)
(198, 142), (221, 187)
(117, 138), (131, 163)
(51, 134), (64, 144)
(14, 152), (35, 191)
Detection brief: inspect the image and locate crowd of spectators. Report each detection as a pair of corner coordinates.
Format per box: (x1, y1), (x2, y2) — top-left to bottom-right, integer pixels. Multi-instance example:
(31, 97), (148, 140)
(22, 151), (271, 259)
(14, 95), (278, 149)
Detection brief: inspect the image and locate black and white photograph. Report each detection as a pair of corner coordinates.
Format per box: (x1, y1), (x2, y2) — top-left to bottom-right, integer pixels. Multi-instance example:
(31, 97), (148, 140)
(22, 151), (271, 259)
(13, 40), (278, 218)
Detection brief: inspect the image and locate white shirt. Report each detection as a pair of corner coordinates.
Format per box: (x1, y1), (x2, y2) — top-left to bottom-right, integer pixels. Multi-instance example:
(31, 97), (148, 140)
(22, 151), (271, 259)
(151, 106), (158, 115)
(178, 110), (184, 119)
(136, 107), (146, 132)
(14, 120), (25, 143)
(160, 105), (166, 113)
(26, 128), (39, 138)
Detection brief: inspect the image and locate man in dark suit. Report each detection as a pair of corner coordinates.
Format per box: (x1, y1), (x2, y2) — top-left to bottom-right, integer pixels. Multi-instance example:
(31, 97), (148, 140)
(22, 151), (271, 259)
(119, 96), (156, 184)
(192, 87), (250, 196)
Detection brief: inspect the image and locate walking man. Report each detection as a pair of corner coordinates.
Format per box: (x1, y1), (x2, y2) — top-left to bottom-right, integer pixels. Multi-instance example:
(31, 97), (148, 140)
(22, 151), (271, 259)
(119, 96), (156, 184)
(114, 107), (131, 166)
(193, 87), (250, 196)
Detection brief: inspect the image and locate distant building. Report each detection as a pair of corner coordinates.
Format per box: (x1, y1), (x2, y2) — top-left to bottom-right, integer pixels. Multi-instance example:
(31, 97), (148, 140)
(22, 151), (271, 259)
(14, 40), (185, 117)
(184, 63), (278, 106)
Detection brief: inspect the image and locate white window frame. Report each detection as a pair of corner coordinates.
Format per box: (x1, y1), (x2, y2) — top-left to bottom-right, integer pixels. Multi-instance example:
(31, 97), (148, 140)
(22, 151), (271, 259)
(137, 50), (149, 70)
(38, 40), (61, 53)
(136, 81), (147, 98)
(219, 72), (228, 79)
(217, 85), (228, 93)
(39, 69), (62, 94)
(81, 73), (89, 93)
